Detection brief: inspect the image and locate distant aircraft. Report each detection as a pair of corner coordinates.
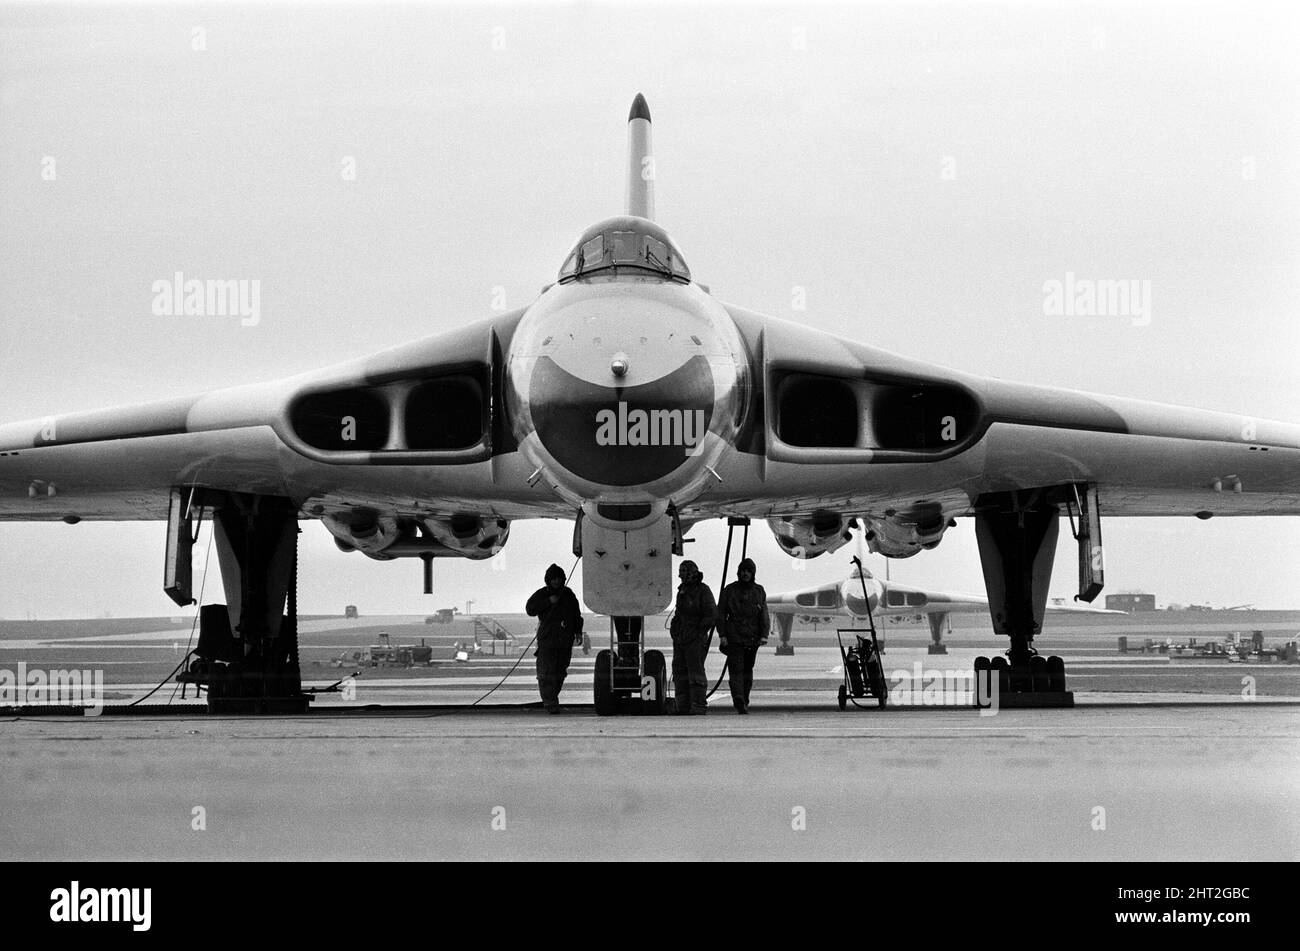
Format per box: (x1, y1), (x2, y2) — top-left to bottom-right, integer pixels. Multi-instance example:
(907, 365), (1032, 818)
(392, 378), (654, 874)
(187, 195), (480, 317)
(767, 533), (1124, 655)
(1, 94), (1297, 712)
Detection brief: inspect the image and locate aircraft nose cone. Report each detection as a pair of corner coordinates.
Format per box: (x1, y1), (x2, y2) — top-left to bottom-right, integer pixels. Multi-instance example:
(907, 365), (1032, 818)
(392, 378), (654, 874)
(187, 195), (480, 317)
(842, 581), (877, 617)
(529, 355), (714, 488)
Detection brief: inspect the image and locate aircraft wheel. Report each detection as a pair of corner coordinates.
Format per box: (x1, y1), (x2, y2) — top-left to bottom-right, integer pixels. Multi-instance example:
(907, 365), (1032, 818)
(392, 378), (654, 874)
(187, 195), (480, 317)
(594, 649), (618, 716)
(642, 650), (667, 716)
(1009, 658), (1034, 693)
(1046, 655), (1066, 692)
(1030, 655), (1049, 692)
(991, 656), (1011, 695)
(838, 683), (847, 710)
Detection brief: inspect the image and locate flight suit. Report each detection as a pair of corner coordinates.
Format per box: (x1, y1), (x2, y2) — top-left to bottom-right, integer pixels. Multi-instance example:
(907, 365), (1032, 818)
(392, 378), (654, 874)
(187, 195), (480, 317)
(669, 571), (716, 714)
(525, 564), (584, 711)
(715, 558), (770, 711)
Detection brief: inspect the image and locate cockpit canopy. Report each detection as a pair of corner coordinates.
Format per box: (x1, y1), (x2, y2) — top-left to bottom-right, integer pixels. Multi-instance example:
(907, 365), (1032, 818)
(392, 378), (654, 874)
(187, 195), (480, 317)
(558, 216), (691, 283)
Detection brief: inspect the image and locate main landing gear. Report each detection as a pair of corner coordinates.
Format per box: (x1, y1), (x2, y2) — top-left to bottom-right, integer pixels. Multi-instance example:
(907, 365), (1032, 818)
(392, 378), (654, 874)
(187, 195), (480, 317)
(926, 613), (949, 654)
(773, 613), (795, 655)
(172, 490), (312, 714)
(972, 485), (1103, 709)
(593, 615), (667, 716)
(973, 654), (1067, 705)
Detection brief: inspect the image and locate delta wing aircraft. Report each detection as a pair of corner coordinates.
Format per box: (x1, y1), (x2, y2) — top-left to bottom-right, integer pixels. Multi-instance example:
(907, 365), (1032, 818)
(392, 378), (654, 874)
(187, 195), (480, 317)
(2, 95), (1297, 711)
(766, 535), (1123, 662)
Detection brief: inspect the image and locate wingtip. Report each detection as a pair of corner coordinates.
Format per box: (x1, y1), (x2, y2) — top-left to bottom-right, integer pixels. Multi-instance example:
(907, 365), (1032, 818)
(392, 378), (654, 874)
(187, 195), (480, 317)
(628, 92), (651, 123)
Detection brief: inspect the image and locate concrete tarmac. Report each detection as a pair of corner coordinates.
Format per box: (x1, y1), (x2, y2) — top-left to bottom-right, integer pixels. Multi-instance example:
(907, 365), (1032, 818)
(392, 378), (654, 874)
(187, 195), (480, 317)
(2, 701), (1297, 861)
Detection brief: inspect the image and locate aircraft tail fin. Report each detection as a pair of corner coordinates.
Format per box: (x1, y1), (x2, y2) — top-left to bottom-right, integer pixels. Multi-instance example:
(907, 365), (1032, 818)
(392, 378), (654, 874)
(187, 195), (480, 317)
(851, 520), (873, 580)
(625, 93), (654, 220)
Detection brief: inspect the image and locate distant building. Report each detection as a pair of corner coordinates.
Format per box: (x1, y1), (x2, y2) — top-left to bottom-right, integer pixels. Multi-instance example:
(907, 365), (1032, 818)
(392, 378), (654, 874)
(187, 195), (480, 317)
(1106, 593), (1156, 612)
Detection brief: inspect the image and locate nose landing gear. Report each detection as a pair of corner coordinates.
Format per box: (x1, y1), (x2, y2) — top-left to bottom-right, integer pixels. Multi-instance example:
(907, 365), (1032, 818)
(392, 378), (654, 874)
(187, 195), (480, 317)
(593, 615), (667, 716)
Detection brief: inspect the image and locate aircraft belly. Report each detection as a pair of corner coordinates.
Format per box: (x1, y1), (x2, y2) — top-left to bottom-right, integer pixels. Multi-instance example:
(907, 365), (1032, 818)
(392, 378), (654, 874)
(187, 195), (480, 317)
(579, 516), (673, 615)
(686, 450), (984, 518)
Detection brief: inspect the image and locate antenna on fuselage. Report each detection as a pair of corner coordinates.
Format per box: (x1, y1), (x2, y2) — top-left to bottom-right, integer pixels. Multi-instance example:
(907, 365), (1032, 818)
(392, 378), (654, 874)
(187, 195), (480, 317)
(626, 93), (654, 221)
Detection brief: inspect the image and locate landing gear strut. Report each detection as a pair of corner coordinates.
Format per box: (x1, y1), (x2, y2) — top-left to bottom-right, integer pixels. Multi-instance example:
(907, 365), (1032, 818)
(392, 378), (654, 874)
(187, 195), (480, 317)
(177, 491), (311, 714)
(973, 489), (1082, 708)
(926, 613), (949, 654)
(773, 613), (795, 655)
(593, 616), (666, 716)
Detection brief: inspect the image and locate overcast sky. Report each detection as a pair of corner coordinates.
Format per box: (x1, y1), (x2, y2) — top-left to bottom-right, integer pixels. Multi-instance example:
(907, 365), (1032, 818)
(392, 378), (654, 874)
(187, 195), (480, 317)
(1, 0), (1297, 619)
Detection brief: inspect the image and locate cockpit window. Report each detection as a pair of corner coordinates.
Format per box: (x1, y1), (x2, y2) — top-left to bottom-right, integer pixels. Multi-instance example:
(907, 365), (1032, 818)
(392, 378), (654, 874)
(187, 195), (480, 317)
(580, 235), (606, 270)
(558, 225), (691, 283)
(610, 232), (640, 262)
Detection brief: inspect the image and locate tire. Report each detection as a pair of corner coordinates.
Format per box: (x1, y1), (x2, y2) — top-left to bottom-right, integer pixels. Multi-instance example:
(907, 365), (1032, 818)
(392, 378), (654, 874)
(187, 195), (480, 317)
(838, 683), (847, 711)
(594, 649), (618, 716)
(198, 603), (234, 662)
(642, 650), (667, 716)
(973, 655), (991, 704)
(991, 656), (1011, 695)
(1008, 658), (1032, 693)
(1030, 655), (1049, 692)
(1046, 655), (1066, 693)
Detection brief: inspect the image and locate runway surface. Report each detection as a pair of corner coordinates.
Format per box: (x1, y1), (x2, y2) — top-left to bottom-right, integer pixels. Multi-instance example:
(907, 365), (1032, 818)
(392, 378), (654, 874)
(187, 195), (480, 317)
(3, 612), (1298, 860)
(2, 702), (1297, 860)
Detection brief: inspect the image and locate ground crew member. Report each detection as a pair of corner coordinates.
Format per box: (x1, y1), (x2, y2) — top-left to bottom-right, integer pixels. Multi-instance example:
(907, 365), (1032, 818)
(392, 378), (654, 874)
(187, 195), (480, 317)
(669, 559), (715, 715)
(715, 557), (769, 714)
(525, 563), (584, 714)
